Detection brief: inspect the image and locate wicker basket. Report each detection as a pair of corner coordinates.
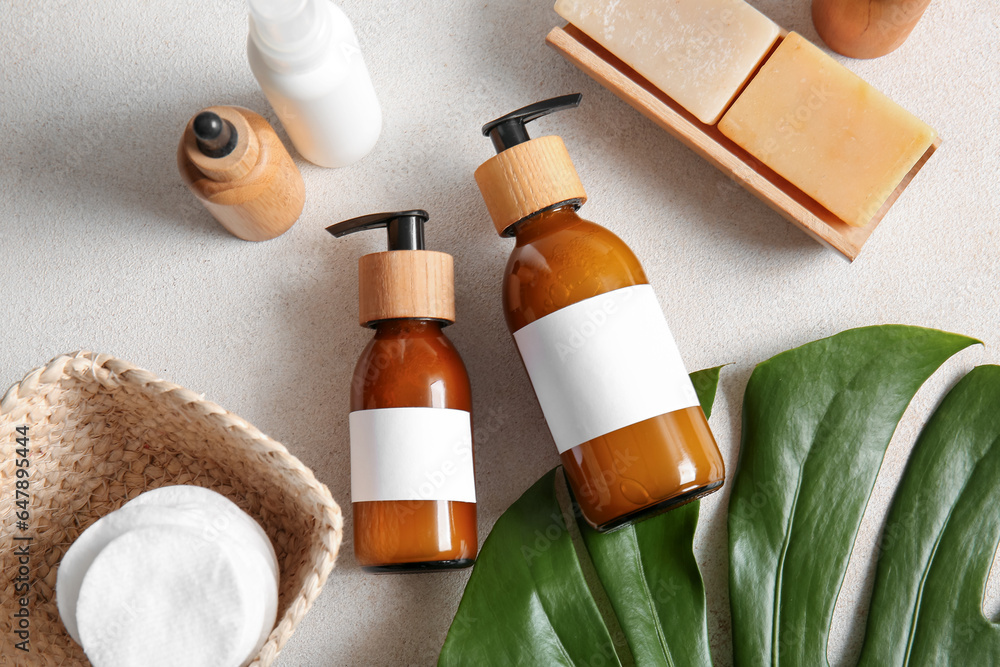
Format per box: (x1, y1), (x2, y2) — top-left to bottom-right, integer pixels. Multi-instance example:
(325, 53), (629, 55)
(0, 352), (343, 666)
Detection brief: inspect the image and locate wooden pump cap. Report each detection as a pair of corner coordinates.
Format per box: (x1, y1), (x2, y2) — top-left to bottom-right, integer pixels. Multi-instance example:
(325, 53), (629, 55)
(474, 135), (587, 236)
(358, 250), (455, 327)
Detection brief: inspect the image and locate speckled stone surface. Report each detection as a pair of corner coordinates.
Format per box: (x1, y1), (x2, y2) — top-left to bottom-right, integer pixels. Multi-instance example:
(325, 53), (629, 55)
(2, 1), (998, 665)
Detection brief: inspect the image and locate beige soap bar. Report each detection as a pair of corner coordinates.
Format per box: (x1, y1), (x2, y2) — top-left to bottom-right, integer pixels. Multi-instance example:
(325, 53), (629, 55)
(719, 33), (937, 227)
(554, 0), (780, 125)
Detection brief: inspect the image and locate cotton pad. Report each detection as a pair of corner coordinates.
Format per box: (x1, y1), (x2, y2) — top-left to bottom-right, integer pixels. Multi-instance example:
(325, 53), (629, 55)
(76, 525), (253, 667)
(57, 485), (280, 663)
(57, 505), (197, 644)
(57, 490), (279, 646)
(229, 541), (271, 667)
(132, 489), (281, 657)
(127, 485), (279, 583)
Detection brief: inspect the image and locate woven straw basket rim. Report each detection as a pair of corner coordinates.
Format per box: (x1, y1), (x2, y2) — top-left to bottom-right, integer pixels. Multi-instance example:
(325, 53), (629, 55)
(0, 351), (343, 666)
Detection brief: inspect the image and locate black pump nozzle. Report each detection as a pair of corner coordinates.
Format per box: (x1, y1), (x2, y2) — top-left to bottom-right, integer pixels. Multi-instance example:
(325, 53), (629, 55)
(481, 93), (582, 153)
(193, 111), (239, 158)
(326, 210), (429, 251)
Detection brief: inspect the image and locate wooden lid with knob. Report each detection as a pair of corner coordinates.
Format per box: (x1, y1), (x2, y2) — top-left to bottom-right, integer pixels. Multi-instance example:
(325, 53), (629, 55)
(358, 250), (455, 326)
(326, 210), (456, 327)
(474, 135), (587, 237)
(177, 106), (305, 242)
(475, 95), (589, 236)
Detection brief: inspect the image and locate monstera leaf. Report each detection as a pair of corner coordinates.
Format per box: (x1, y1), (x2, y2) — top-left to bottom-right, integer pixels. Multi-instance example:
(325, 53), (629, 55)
(438, 367), (723, 666)
(728, 325), (978, 665)
(442, 326), (1000, 666)
(858, 364), (1000, 665)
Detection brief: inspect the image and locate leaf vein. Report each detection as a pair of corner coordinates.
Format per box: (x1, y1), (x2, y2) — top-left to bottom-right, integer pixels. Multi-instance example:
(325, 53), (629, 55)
(772, 475), (803, 667)
(901, 432), (1000, 665)
(628, 529), (673, 667)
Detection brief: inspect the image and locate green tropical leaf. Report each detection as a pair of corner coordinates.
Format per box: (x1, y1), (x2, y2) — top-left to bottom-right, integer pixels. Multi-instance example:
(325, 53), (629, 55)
(727, 325), (978, 666)
(573, 367), (722, 667)
(690, 365), (722, 418)
(574, 497), (709, 666)
(859, 364), (1000, 665)
(439, 368), (723, 666)
(438, 467), (619, 666)
(442, 326), (1000, 666)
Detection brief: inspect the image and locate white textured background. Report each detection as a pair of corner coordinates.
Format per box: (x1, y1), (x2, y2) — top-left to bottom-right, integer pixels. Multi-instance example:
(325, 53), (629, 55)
(2, 1), (999, 665)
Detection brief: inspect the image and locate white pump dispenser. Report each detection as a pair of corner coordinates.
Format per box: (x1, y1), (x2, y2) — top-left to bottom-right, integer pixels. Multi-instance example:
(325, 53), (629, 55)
(247, 0), (382, 168)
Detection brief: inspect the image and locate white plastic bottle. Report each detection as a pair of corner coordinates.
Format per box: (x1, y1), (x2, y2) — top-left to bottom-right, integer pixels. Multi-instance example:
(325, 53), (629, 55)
(247, 0), (382, 168)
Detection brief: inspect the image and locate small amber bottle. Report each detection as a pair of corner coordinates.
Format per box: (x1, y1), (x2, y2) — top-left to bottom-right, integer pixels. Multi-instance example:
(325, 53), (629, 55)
(327, 210), (477, 572)
(178, 105), (305, 241)
(474, 94), (725, 532)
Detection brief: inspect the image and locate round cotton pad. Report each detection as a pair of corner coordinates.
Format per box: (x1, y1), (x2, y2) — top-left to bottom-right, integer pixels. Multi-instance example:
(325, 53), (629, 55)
(56, 485), (280, 651)
(57, 500), (272, 645)
(57, 506), (188, 644)
(127, 485), (279, 583)
(76, 525), (252, 667)
(121, 486), (279, 664)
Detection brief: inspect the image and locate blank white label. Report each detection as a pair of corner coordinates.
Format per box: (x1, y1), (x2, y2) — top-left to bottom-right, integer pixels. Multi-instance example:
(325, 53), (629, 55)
(350, 408), (476, 503)
(513, 284), (699, 454)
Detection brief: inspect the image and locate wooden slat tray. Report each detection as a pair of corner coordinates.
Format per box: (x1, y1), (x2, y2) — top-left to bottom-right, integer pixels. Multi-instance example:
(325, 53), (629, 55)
(546, 24), (941, 261)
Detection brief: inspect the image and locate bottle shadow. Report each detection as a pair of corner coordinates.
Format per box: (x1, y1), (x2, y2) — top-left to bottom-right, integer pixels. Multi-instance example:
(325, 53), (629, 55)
(6, 93), (286, 244)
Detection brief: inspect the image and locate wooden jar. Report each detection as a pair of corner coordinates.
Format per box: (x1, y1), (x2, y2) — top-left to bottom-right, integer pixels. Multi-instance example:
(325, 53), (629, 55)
(178, 106), (305, 242)
(812, 0), (933, 59)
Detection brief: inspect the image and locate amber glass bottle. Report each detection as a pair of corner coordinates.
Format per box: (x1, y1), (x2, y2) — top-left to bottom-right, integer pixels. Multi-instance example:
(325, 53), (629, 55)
(476, 95), (724, 531)
(328, 211), (477, 572)
(504, 205), (723, 530)
(351, 319), (477, 570)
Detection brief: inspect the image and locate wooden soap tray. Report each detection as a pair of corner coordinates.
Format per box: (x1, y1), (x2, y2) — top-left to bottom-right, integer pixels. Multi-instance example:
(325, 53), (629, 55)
(546, 25), (941, 261)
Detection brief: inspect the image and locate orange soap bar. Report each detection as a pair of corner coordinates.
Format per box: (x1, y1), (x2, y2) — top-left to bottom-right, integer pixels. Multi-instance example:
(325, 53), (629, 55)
(719, 32), (937, 227)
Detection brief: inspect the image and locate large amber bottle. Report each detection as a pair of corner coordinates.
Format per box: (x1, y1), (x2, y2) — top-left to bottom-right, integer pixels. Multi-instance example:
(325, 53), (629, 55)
(327, 211), (477, 571)
(475, 95), (724, 531)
